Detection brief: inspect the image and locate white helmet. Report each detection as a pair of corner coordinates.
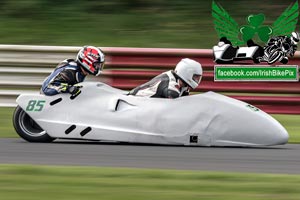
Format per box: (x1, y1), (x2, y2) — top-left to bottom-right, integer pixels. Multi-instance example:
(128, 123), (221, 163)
(291, 32), (299, 45)
(174, 58), (203, 89)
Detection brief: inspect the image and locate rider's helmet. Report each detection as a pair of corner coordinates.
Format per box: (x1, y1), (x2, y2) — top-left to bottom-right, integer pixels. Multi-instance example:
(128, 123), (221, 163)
(76, 46), (105, 76)
(174, 58), (203, 89)
(290, 32), (300, 45)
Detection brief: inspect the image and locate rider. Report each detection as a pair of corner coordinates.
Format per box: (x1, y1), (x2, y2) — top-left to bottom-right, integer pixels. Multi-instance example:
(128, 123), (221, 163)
(41, 46), (105, 96)
(260, 31), (299, 64)
(128, 58), (203, 98)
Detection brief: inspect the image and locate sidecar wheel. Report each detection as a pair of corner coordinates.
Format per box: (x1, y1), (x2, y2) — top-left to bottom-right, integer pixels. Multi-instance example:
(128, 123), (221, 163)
(13, 106), (54, 143)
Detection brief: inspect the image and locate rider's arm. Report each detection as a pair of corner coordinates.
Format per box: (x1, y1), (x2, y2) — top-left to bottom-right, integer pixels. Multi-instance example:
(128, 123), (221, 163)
(162, 87), (180, 98)
(161, 80), (180, 99)
(268, 36), (285, 46)
(267, 37), (277, 45)
(43, 69), (78, 95)
(53, 69), (77, 85)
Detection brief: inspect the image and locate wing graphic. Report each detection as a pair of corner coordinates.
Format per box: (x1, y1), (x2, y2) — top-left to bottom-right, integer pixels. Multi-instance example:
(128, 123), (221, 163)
(212, 1), (244, 46)
(272, 1), (299, 36)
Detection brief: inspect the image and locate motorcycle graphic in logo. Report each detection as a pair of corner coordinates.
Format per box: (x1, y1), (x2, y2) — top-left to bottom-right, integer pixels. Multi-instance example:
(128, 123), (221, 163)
(212, 1), (299, 64)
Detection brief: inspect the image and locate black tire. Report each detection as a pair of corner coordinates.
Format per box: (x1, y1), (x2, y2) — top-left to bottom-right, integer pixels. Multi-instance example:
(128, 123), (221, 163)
(13, 106), (54, 143)
(280, 57), (289, 64)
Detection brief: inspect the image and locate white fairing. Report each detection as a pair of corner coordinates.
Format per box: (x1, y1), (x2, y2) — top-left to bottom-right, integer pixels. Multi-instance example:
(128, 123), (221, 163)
(16, 82), (288, 146)
(213, 43), (259, 61)
(213, 43), (232, 61)
(237, 46), (259, 57)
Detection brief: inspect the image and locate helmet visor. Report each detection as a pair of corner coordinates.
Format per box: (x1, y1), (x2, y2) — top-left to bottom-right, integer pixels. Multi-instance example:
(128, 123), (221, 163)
(192, 74), (202, 84)
(94, 62), (104, 70)
(93, 62), (105, 76)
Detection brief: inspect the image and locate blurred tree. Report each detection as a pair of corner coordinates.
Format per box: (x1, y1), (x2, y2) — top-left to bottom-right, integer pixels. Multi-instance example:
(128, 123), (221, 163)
(0, 0), (45, 18)
(0, 0), (298, 48)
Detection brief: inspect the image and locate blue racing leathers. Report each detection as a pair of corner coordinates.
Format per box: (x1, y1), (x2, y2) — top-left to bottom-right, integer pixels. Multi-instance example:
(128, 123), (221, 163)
(41, 59), (86, 96)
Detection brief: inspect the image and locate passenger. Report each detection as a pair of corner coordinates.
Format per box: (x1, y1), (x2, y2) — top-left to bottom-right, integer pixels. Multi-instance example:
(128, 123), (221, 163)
(41, 46), (105, 96)
(129, 58), (202, 98)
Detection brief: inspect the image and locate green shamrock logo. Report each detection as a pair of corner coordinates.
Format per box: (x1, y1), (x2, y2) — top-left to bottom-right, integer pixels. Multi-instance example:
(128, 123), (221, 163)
(240, 14), (273, 43)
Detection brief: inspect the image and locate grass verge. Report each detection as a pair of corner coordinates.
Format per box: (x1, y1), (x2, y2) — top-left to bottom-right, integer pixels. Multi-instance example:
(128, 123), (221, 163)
(1, 107), (299, 143)
(0, 164), (300, 200)
(0, 107), (15, 138)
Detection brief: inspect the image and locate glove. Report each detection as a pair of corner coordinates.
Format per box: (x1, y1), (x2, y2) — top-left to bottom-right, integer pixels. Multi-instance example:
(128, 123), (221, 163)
(67, 85), (82, 95)
(59, 83), (69, 92)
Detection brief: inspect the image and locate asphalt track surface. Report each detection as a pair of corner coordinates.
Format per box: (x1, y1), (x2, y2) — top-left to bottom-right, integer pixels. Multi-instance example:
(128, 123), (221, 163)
(0, 138), (300, 174)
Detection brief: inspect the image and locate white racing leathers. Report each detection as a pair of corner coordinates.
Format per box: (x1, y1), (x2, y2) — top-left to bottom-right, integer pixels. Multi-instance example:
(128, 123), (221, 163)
(129, 70), (189, 98)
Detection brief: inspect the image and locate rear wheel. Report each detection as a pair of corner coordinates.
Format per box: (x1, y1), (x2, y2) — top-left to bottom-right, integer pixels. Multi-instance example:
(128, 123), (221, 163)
(280, 57), (289, 64)
(13, 106), (54, 143)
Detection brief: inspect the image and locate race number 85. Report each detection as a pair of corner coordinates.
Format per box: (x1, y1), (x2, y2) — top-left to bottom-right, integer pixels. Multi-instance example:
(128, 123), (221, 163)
(26, 100), (46, 111)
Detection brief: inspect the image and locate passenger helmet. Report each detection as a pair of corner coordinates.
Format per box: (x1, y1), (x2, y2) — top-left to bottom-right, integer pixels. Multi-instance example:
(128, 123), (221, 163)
(290, 32), (300, 45)
(174, 58), (203, 89)
(76, 46), (105, 76)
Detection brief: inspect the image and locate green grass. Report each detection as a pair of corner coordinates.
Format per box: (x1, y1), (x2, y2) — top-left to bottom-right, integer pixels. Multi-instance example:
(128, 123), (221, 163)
(1, 107), (299, 143)
(0, 164), (300, 200)
(0, 107), (15, 138)
(272, 114), (300, 143)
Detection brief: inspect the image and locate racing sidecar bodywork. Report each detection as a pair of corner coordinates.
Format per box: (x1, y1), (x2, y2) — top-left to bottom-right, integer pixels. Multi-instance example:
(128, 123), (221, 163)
(213, 42), (261, 64)
(13, 82), (288, 146)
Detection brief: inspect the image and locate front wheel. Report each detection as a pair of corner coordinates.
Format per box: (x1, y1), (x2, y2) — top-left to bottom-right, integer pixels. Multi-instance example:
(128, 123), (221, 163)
(13, 106), (54, 143)
(267, 51), (283, 64)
